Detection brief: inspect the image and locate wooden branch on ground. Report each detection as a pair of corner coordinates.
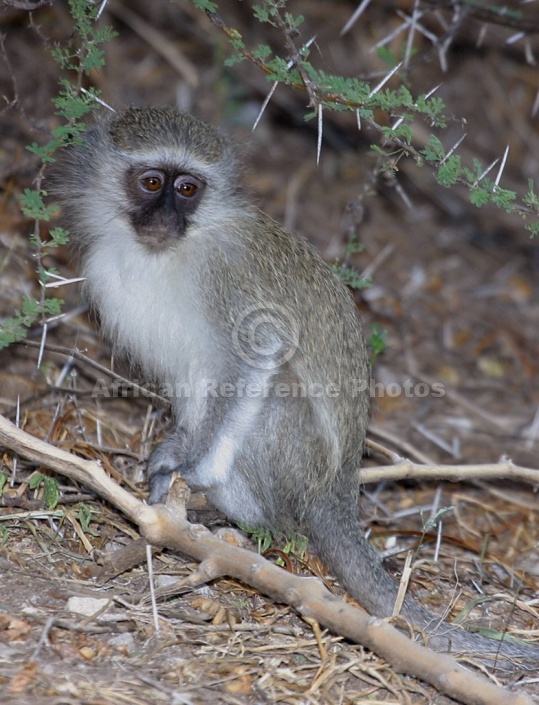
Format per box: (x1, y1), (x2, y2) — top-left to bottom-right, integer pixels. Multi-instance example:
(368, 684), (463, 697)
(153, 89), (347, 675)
(362, 458), (539, 487)
(0, 414), (535, 705)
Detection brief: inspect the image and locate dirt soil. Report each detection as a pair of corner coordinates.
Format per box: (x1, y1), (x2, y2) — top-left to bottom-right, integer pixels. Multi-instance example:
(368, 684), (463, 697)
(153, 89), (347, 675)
(0, 2), (538, 704)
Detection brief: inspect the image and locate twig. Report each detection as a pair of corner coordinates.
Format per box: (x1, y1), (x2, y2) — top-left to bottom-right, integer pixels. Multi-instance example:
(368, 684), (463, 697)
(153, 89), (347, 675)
(367, 423), (437, 464)
(16, 340), (170, 404)
(425, 0), (539, 34)
(361, 458), (539, 488)
(110, 3), (199, 88)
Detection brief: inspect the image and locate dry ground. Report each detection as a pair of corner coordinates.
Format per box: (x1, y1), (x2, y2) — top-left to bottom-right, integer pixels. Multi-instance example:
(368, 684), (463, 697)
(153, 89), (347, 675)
(0, 1), (538, 703)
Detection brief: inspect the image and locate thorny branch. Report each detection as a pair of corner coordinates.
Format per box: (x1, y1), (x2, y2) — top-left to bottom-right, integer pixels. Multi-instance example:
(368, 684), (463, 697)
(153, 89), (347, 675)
(204, 7), (539, 223)
(425, 0), (539, 34)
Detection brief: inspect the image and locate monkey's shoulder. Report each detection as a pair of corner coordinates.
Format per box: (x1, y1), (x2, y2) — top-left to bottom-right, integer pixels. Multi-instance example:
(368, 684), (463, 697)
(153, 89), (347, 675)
(233, 210), (357, 307)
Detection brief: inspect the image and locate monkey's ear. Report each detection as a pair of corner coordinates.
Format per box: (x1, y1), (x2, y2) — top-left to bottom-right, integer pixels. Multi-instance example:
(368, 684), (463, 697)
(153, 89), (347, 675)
(54, 115), (102, 155)
(46, 122), (102, 201)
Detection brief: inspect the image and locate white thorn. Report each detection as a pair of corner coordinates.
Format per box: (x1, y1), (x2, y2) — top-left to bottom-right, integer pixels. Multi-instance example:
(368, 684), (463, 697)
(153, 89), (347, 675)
(476, 23), (487, 48)
(506, 31), (525, 45)
(494, 145), (509, 188)
(44, 277), (86, 289)
(371, 20), (410, 52)
(96, 0), (109, 20)
(424, 83), (442, 100)
(80, 88), (116, 112)
(341, 0), (373, 36)
(440, 133), (467, 164)
(368, 61), (402, 98)
(37, 323), (47, 370)
(253, 35), (316, 132)
(473, 157), (500, 187)
(356, 108), (362, 131)
(317, 104), (323, 165)
(253, 82), (278, 131)
(524, 38), (536, 66)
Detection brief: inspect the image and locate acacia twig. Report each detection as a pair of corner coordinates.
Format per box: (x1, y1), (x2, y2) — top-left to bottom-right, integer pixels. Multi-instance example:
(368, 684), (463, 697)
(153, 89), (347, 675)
(425, 0), (539, 34)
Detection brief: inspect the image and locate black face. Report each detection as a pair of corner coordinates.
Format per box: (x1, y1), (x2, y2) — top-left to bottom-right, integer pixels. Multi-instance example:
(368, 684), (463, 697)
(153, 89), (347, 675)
(125, 166), (206, 252)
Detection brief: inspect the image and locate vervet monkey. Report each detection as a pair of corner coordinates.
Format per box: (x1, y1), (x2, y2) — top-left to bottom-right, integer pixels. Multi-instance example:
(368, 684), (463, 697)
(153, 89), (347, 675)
(57, 106), (537, 668)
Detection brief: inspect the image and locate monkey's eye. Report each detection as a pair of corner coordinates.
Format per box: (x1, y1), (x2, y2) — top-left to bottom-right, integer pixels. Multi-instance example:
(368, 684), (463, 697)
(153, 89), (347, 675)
(174, 175), (202, 199)
(139, 170), (165, 193)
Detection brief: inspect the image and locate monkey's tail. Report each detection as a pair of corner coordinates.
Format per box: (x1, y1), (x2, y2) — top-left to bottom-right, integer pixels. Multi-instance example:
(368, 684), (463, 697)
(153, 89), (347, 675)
(304, 493), (539, 671)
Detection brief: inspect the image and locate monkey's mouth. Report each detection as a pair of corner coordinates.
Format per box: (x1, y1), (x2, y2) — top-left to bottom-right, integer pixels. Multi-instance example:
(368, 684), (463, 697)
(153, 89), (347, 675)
(135, 228), (183, 253)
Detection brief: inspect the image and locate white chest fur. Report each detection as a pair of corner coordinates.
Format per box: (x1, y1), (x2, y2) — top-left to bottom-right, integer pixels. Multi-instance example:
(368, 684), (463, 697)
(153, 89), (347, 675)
(84, 229), (214, 406)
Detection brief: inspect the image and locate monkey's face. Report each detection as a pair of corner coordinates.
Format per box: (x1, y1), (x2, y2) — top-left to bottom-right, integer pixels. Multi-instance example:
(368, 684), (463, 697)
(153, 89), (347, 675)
(57, 106), (243, 258)
(124, 165), (206, 252)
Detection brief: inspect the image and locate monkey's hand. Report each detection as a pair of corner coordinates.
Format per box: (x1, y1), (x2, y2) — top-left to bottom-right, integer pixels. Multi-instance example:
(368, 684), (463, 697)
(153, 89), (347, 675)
(147, 430), (190, 503)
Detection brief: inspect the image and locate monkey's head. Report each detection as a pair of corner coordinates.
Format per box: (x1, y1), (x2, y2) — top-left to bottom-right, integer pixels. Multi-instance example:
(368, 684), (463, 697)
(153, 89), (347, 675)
(57, 106), (243, 254)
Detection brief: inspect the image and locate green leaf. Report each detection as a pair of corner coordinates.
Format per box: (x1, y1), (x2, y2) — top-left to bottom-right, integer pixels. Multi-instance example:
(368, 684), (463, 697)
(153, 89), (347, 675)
(422, 135), (446, 163)
(77, 503), (100, 536)
(238, 524), (273, 553)
(192, 0), (218, 10)
(253, 4), (270, 22)
(333, 264), (372, 289)
(43, 297), (63, 315)
(369, 323), (387, 365)
(0, 308), (36, 348)
(252, 44), (272, 61)
(224, 54), (245, 67)
(20, 189), (57, 220)
(49, 227), (70, 246)
(28, 472), (45, 490)
(0, 525), (9, 548)
(345, 241), (364, 257)
(28, 472), (59, 509)
(21, 295), (38, 317)
(376, 45), (398, 67)
(42, 476), (60, 509)
(469, 187), (490, 207)
(523, 179), (539, 209)
(282, 533), (308, 559)
(491, 187), (517, 211)
(437, 155), (462, 187)
(284, 12), (303, 30)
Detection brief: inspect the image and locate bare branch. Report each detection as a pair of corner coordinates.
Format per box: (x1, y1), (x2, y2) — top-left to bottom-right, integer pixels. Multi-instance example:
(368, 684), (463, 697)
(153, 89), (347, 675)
(425, 0), (539, 34)
(361, 458), (539, 487)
